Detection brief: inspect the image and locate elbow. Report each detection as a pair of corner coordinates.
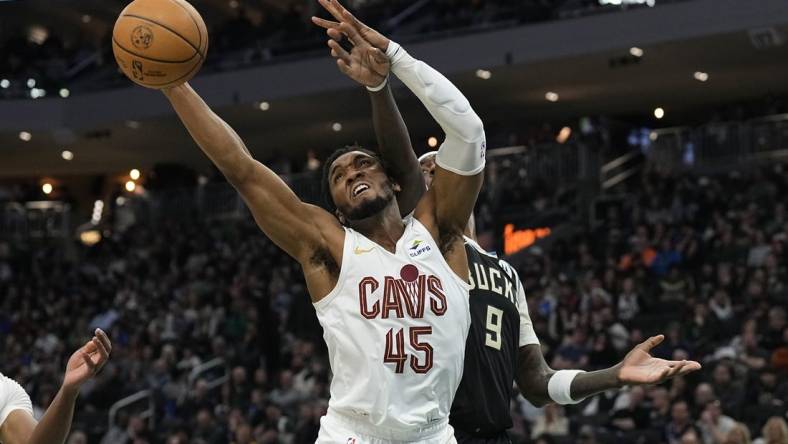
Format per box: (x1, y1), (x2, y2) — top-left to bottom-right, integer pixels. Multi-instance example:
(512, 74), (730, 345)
(459, 113), (485, 144)
(531, 398), (553, 408)
(520, 390), (552, 408)
(470, 113), (484, 136)
(216, 152), (256, 187)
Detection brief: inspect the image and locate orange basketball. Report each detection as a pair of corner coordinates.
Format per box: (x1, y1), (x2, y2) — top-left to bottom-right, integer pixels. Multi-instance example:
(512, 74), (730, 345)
(112, 0), (208, 89)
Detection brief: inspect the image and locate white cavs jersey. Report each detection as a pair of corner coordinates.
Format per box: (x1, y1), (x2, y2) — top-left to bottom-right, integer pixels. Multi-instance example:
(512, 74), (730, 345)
(314, 217), (471, 440)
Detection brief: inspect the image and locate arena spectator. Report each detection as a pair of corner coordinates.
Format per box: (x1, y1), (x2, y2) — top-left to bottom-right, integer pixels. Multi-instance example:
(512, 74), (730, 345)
(753, 417), (788, 444)
(2, 140), (787, 442)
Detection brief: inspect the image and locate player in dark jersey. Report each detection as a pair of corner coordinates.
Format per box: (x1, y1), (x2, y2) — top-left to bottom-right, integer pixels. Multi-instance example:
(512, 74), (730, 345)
(452, 235), (537, 439)
(420, 152), (539, 442)
(315, 3), (702, 442)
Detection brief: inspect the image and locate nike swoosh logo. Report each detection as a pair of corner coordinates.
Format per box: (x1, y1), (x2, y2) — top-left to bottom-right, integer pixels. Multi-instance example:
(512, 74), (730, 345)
(354, 246), (374, 255)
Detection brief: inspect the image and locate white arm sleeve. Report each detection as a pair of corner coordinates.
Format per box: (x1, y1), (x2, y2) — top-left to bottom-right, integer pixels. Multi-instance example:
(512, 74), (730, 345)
(387, 41), (486, 176)
(0, 373), (33, 428)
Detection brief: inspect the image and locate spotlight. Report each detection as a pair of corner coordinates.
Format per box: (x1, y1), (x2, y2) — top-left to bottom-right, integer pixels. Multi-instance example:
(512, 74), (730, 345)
(91, 200), (104, 224)
(630, 47), (644, 57)
(332, 122), (343, 132)
(556, 126), (572, 144)
(27, 78), (36, 88)
(545, 92), (559, 102)
(258, 101), (270, 111)
(475, 69), (492, 80)
(61, 150), (74, 161)
(693, 71), (709, 82)
(130, 169), (141, 180)
(19, 131), (32, 141)
(42, 183), (53, 195)
(0, 79), (9, 89)
(654, 107), (665, 119)
(59, 88), (70, 98)
(79, 230), (101, 246)
(125, 181), (136, 192)
(428, 137), (438, 148)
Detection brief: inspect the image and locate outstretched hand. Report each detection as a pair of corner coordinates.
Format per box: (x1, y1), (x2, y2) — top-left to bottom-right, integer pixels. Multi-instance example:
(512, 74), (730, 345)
(618, 335), (701, 386)
(312, 0), (391, 88)
(62, 329), (112, 393)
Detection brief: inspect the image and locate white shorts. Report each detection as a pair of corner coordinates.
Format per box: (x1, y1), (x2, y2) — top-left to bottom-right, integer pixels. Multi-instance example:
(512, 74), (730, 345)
(316, 410), (457, 444)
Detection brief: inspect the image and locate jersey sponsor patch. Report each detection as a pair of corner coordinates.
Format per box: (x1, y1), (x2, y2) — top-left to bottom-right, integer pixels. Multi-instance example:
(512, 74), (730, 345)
(408, 239), (433, 259)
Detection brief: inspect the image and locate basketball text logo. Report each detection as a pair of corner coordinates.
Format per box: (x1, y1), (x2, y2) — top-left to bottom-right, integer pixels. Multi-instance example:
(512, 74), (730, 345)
(131, 26), (154, 50)
(132, 60), (144, 80)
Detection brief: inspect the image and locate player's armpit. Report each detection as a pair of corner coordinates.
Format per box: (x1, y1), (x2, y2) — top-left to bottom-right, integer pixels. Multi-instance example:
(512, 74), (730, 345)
(0, 410), (37, 444)
(515, 344), (555, 407)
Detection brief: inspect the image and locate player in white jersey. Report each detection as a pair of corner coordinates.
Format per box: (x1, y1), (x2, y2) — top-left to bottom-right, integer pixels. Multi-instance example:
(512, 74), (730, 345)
(158, 0), (485, 440)
(312, 5), (703, 438)
(0, 329), (111, 444)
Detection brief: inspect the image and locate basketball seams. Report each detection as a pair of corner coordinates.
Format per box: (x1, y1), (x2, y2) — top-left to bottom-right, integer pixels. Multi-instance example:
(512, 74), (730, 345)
(151, 56), (203, 88)
(113, 0), (207, 89)
(125, 55), (202, 88)
(168, 0), (205, 57)
(112, 36), (198, 64)
(121, 13), (203, 58)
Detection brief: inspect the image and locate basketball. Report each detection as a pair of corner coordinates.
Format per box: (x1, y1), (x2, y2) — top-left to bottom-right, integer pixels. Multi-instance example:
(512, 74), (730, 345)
(112, 0), (208, 89)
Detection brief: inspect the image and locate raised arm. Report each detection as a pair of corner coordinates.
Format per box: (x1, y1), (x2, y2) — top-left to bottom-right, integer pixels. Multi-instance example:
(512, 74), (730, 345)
(517, 334), (701, 407)
(313, 3), (424, 216)
(0, 330), (111, 444)
(313, 0), (482, 231)
(369, 85), (424, 216)
(383, 40), (485, 237)
(162, 84), (343, 278)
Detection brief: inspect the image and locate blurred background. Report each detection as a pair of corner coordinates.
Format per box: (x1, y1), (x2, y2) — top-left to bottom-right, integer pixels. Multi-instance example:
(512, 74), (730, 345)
(1, 0), (787, 443)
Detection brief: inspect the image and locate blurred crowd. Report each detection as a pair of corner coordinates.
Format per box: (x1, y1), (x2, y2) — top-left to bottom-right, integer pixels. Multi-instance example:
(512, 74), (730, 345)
(0, 0), (686, 99)
(1, 142), (787, 443)
(507, 165), (788, 444)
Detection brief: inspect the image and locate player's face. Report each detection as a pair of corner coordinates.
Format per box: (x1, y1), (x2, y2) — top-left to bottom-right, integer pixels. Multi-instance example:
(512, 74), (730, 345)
(329, 151), (397, 221)
(420, 154), (437, 189)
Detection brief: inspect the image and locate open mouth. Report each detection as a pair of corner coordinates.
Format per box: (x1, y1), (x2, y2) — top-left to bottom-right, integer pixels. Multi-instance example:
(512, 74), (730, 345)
(352, 182), (370, 198)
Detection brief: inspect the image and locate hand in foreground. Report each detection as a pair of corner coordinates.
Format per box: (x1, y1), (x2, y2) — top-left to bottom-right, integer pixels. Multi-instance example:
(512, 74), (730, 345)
(617, 335), (701, 385)
(312, 0), (390, 51)
(62, 329), (111, 392)
(312, 0), (390, 87)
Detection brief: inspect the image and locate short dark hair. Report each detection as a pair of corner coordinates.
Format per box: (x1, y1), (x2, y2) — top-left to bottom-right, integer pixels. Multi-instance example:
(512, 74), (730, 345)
(321, 145), (386, 213)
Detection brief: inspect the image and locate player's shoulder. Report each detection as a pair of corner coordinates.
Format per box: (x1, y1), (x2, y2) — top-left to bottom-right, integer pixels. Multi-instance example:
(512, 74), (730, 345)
(0, 372), (27, 398)
(496, 256), (520, 282)
(463, 236), (497, 259)
(463, 237), (519, 276)
(0, 372), (34, 425)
